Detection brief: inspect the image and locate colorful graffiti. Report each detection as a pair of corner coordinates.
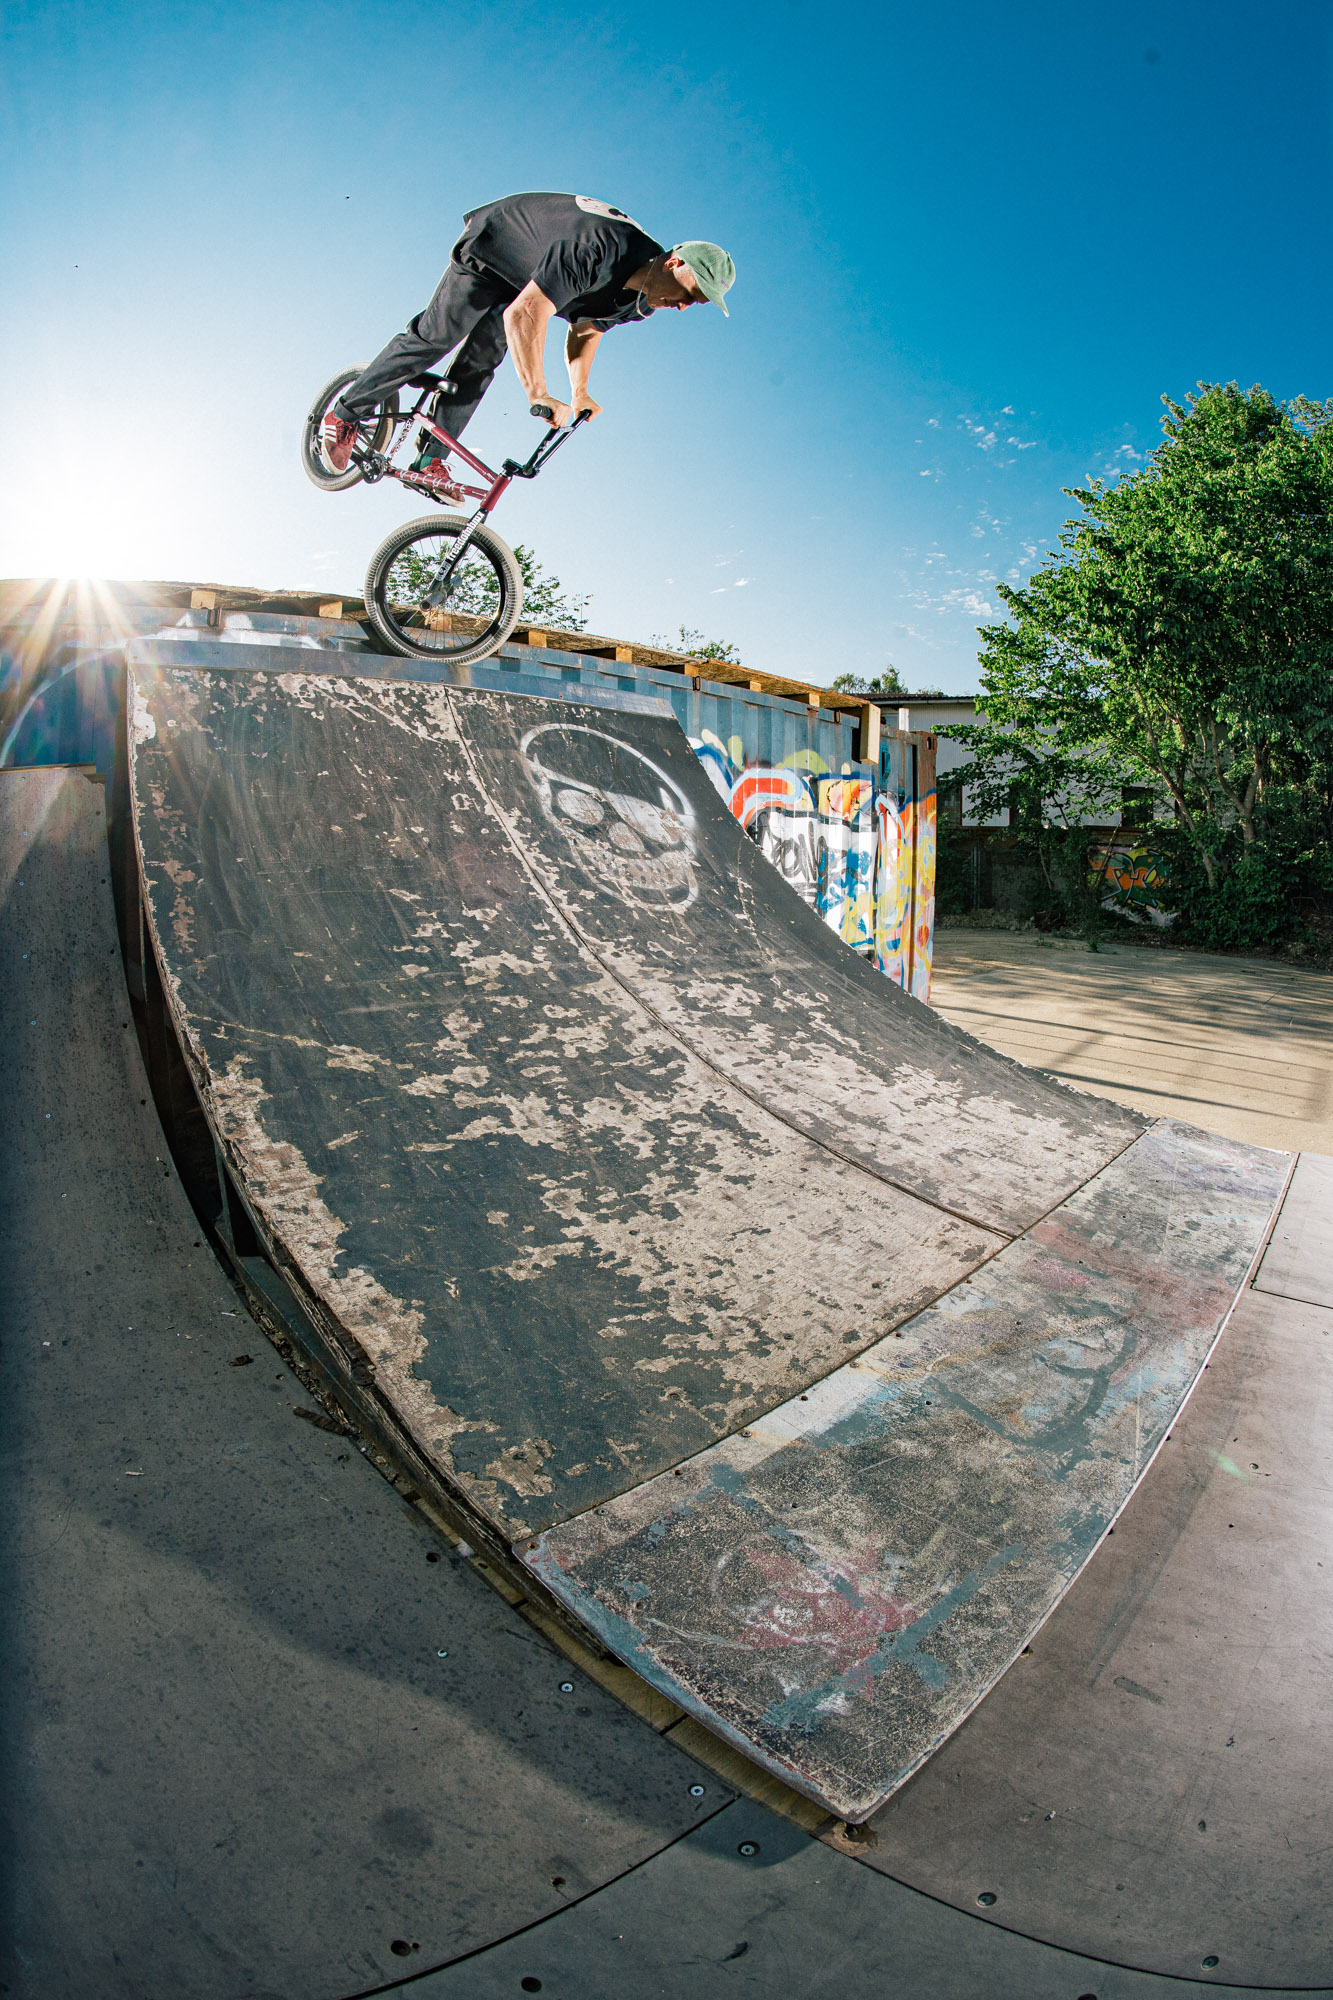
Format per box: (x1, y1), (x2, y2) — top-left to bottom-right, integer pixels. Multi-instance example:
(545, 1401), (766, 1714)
(1089, 840), (1176, 928)
(690, 730), (935, 998)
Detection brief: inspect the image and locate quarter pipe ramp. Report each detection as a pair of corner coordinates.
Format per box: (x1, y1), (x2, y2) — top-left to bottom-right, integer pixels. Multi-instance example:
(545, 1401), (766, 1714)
(129, 657), (1290, 1819)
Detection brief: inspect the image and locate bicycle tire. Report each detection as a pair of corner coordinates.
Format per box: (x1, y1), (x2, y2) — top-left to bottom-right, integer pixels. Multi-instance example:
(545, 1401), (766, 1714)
(363, 514), (525, 667)
(301, 367), (398, 493)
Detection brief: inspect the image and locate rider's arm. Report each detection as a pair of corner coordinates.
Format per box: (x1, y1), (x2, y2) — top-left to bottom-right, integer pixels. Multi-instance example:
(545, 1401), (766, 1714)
(502, 281), (571, 424)
(564, 322), (603, 420)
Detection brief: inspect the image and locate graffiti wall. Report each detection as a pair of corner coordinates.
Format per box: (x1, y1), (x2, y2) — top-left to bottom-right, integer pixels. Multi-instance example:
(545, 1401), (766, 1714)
(1088, 840), (1177, 928)
(690, 729), (936, 999)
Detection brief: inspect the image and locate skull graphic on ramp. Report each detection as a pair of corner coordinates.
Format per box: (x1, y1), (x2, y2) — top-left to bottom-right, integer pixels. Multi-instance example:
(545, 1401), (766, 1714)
(521, 723), (698, 909)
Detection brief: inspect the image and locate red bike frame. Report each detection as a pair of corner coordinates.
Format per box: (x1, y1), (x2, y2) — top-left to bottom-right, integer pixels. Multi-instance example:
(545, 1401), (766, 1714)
(357, 372), (588, 520)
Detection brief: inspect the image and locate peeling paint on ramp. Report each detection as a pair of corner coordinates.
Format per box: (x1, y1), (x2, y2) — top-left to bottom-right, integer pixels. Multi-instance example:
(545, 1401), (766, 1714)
(130, 666), (1002, 1539)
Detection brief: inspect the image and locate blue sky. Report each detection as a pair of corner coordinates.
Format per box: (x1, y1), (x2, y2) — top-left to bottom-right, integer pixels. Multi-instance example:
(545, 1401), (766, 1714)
(2, 0), (1329, 689)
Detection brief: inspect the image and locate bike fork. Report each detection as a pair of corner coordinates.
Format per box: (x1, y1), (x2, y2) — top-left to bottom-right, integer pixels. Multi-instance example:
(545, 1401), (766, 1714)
(422, 511), (489, 606)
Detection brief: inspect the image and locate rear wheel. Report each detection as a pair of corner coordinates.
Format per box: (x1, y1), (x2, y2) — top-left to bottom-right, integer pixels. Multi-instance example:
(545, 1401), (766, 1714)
(363, 514), (525, 666)
(301, 367), (398, 492)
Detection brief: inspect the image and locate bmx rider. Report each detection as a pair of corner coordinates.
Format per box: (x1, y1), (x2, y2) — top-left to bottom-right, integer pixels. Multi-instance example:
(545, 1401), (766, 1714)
(322, 192), (735, 485)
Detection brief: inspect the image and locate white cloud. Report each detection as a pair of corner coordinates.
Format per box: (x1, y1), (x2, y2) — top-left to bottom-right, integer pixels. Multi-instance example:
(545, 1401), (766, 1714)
(937, 588), (996, 618)
(959, 417), (999, 451)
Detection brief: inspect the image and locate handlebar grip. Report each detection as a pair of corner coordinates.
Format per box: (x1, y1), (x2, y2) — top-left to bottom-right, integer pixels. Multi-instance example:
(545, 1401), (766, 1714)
(530, 401), (555, 421)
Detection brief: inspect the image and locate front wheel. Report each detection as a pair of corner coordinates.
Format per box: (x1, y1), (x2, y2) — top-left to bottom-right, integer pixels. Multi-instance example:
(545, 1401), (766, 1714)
(363, 514), (525, 666)
(301, 367), (398, 492)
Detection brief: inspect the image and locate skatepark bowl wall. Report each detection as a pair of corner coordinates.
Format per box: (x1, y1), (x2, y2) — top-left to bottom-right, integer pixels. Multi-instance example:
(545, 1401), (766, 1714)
(0, 578), (936, 997)
(5, 575), (1333, 1999)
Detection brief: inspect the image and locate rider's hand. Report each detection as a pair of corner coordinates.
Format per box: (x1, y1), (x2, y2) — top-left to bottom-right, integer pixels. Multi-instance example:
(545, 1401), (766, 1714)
(530, 396), (572, 427)
(571, 392), (602, 422)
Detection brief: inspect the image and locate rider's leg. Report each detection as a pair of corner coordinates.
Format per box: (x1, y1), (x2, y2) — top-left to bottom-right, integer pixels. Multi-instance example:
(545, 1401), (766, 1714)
(333, 261), (512, 426)
(413, 306), (511, 462)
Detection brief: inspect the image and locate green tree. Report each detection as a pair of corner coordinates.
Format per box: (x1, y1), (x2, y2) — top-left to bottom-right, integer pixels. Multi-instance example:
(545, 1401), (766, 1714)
(952, 382), (1333, 947)
(511, 545), (591, 630)
(831, 666), (948, 697)
(386, 542), (590, 630)
(831, 665), (908, 697)
(650, 625), (741, 663)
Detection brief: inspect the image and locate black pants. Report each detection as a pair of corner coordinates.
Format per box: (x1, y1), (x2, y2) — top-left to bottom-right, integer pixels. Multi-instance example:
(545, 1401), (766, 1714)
(334, 257), (516, 442)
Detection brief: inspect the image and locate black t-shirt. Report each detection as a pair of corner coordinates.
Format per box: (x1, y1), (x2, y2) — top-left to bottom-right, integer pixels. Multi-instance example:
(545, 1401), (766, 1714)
(454, 193), (665, 330)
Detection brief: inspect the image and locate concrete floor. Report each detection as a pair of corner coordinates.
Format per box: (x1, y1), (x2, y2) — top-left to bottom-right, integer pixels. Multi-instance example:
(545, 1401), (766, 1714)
(930, 928), (1333, 1156)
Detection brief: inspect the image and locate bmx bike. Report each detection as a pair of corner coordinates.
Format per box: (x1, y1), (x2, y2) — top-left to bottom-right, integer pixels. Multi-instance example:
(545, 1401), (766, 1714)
(301, 365), (589, 667)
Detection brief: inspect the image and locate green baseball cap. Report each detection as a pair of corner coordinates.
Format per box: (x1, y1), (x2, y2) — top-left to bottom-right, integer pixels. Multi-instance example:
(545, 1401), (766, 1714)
(672, 240), (736, 315)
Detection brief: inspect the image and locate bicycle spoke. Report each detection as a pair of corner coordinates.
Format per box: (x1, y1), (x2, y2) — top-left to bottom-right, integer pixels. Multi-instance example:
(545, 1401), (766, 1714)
(383, 530), (507, 654)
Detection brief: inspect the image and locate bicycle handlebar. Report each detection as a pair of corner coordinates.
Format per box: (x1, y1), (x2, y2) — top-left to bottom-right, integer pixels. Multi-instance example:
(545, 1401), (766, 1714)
(505, 409), (592, 480)
(529, 403), (594, 427)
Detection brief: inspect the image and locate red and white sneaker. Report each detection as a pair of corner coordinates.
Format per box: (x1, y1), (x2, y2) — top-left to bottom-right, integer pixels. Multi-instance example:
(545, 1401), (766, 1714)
(321, 412), (359, 474)
(407, 458), (466, 503)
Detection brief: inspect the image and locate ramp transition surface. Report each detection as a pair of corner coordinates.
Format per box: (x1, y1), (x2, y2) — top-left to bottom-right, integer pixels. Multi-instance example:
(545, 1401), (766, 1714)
(130, 662), (1291, 1818)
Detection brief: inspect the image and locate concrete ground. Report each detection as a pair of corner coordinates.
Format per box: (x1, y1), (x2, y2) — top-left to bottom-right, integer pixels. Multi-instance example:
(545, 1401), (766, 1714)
(930, 926), (1333, 1156)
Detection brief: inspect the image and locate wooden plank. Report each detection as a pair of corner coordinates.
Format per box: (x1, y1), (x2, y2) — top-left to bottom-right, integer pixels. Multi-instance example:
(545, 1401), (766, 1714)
(474, 621), (871, 715)
(859, 701), (881, 765)
(524, 1119), (1291, 1823)
(1253, 1150), (1333, 1308)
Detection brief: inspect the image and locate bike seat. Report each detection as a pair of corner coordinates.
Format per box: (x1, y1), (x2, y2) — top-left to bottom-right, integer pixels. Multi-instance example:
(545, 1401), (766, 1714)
(407, 373), (444, 391)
